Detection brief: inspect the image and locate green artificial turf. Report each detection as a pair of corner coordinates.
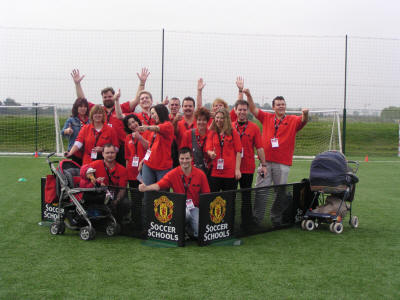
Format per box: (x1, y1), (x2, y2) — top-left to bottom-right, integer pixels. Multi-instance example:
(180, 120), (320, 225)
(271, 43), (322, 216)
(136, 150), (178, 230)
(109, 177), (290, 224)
(0, 156), (399, 299)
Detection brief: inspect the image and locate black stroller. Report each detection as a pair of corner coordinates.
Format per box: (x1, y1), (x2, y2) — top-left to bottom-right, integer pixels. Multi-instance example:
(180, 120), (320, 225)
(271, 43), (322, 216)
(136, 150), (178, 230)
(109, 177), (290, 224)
(301, 151), (359, 234)
(46, 153), (120, 240)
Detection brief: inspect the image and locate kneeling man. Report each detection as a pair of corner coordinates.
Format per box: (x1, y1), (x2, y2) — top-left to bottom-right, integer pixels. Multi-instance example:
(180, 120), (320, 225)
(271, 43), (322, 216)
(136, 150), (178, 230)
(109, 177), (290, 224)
(139, 147), (210, 237)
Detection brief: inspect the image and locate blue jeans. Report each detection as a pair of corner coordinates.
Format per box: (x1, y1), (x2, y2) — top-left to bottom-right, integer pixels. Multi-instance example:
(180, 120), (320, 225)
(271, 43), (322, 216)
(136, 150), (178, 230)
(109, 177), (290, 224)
(141, 164), (171, 226)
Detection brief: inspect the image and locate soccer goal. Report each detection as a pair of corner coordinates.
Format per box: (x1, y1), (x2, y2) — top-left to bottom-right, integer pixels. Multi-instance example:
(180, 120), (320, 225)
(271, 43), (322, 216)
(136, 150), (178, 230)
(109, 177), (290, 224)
(293, 110), (342, 159)
(0, 105), (64, 156)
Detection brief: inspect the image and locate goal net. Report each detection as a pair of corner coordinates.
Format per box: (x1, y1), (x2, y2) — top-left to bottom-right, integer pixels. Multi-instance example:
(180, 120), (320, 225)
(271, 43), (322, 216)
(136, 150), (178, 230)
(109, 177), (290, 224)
(259, 110), (342, 159)
(0, 105), (64, 155)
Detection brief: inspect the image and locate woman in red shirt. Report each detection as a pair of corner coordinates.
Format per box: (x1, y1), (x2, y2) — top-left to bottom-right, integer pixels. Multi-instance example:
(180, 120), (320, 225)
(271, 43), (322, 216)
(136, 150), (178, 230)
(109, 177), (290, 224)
(123, 114), (149, 189)
(138, 104), (174, 185)
(66, 105), (119, 165)
(180, 107), (211, 176)
(206, 108), (242, 192)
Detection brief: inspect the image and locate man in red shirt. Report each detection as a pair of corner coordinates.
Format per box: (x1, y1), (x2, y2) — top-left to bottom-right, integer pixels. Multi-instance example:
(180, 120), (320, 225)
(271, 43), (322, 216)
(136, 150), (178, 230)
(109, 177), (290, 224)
(71, 68), (150, 165)
(244, 88), (309, 226)
(139, 147), (210, 238)
(80, 144), (129, 225)
(233, 99), (267, 230)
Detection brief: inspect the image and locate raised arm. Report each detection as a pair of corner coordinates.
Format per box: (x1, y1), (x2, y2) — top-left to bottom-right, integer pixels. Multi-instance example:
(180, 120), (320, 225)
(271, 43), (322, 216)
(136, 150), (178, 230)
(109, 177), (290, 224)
(236, 76), (244, 100)
(129, 68), (150, 111)
(243, 88), (259, 118)
(301, 108), (309, 123)
(71, 69), (85, 99)
(196, 78), (205, 108)
(113, 89), (124, 120)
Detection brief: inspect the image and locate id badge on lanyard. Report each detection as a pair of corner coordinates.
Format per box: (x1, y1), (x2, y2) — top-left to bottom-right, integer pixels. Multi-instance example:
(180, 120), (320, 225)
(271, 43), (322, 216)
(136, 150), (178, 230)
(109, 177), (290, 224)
(108, 123), (113, 127)
(186, 199), (195, 210)
(271, 138), (279, 148)
(132, 156), (139, 167)
(91, 149), (97, 159)
(217, 158), (224, 170)
(144, 149), (151, 161)
(241, 147), (244, 158)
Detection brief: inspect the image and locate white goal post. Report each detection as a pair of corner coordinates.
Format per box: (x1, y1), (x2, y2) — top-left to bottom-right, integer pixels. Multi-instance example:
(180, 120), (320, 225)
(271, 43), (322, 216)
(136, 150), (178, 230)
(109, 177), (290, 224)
(0, 105), (64, 156)
(259, 109), (342, 159)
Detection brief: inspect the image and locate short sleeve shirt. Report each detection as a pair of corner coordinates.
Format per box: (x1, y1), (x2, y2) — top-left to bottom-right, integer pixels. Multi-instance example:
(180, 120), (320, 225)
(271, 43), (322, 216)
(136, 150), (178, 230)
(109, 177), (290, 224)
(157, 166), (210, 207)
(144, 121), (174, 170)
(87, 159), (128, 187)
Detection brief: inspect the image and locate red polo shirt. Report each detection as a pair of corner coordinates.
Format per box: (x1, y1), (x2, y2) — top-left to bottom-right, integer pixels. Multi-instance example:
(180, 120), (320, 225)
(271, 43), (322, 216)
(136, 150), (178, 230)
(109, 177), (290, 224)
(124, 133), (149, 181)
(83, 159), (127, 187)
(135, 111), (156, 126)
(205, 130), (242, 178)
(176, 117), (197, 147)
(157, 166), (210, 207)
(257, 110), (306, 166)
(75, 123), (119, 165)
(88, 101), (133, 145)
(232, 121), (262, 174)
(144, 121), (174, 170)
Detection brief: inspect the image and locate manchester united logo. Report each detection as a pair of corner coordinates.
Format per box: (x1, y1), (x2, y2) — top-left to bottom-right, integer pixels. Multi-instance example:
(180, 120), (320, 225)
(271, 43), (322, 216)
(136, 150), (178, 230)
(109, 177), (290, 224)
(154, 196), (174, 223)
(209, 196), (226, 224)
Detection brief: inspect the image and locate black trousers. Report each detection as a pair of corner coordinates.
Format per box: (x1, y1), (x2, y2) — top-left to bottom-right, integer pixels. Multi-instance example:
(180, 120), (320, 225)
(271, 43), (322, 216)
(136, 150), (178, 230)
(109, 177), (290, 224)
(209, 176), (237, 192)
(236, 173), (254, 224)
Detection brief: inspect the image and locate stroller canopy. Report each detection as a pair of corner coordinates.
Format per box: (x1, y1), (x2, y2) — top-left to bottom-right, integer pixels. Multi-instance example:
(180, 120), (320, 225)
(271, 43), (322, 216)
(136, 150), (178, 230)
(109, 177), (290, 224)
(310, 151), (348, 188)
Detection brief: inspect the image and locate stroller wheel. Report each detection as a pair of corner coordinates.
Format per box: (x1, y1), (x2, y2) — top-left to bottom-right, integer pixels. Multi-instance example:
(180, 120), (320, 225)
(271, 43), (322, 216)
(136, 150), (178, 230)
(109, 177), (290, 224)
(301, 220), (306, 230)
(350, 216), (359, 228)
(50, 221), (65, 235)
(80, 226), (96, 241)
(105, 222), (121, 237)
(305, 220), (315, 231)
(329, 222), (335, 232)
(332, 222), (343, 234)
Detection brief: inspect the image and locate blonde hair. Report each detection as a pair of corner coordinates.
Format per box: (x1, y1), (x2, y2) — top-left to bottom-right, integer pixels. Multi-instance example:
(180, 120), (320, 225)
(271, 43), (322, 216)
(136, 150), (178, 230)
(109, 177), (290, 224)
(212, 98), (228, 110)
(209, 108), (232, 135)
(89, 104), (106, 124)
(138, 90), (153, 100)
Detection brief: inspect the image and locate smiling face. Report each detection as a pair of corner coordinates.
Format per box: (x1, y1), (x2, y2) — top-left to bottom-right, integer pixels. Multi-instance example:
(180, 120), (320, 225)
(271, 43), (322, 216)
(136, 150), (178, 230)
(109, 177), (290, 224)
(196, 115), (208, 133)
(169, 99), (181, 115)
(103, 145), (117, 164)
(213, 102), (225, 112)
(215, 112), (225, 130)
(179, 151), (193, 170)
(102, 91), (115, 109)
(150, 108), (159, 124)
(273, 99), (286, 118)
(236, 104), (248, 122)
(139, 93), (153, 111)
(182, 100), (194, 117)
(127, 117), (139, 132)
(77, 105), (88, 116)
(93, 112), (104, 124)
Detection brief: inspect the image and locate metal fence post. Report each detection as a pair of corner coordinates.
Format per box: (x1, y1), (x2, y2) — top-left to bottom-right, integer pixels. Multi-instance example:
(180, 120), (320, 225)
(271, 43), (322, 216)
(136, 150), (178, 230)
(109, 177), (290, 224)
(342, 35), (348, 154)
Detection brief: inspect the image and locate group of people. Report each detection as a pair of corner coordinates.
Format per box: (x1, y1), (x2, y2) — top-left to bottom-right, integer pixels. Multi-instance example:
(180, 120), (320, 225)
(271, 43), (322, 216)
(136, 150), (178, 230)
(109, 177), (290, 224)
(61, 68), (309, 237)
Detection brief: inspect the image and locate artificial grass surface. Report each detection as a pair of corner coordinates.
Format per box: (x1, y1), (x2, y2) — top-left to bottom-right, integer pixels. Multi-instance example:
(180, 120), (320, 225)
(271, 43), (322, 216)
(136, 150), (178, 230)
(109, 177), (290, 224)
(0, 156), (399, 299)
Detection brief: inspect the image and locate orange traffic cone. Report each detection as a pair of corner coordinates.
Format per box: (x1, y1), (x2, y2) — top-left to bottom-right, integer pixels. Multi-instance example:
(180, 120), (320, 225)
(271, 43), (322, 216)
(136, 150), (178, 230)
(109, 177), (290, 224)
(364, 155), (368, 162)
(34, 152), (38, 158)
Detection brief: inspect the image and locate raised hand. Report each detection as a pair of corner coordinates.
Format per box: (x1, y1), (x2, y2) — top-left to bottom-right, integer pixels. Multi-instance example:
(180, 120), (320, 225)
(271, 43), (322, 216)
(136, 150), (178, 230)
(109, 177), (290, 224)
(197, 78), (206, 91)
(113, 89), (121, 102)
(163, 96), (169, 106)
(236, 76), (244, 91)
(71, 69), (85, 84)
(242, 88), (251, 97)
(137, 68), (150, 85)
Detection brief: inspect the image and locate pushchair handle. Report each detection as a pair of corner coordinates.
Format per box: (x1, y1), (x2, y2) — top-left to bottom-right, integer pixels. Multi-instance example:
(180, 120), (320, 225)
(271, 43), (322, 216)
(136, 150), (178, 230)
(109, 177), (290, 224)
(347, 160), (359, 174)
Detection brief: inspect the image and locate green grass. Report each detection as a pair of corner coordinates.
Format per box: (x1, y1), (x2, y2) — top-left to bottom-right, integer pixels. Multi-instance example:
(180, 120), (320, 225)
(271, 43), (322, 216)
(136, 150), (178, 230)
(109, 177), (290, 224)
(1, 156), (399, 299)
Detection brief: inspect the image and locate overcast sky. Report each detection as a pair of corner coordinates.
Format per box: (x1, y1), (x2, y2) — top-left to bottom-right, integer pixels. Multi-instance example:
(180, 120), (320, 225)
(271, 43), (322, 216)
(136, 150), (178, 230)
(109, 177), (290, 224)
(1, 0), (399, 37)
(1, 0), (399, 110)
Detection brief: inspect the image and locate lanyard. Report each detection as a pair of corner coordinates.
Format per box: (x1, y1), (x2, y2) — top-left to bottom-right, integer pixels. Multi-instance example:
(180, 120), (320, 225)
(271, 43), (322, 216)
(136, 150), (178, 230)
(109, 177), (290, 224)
(274, 115), (286, 138)
(149, 133), (157, 149)
(216, 132), (225, 157)
(78, 116), (88, 127)
(185, 121), (194, 130)
(196, 130), (206, 150)
(142, 112), (151, 125)
(106, 108), (115, 123)
(92, 128), (103, 147)
(103, 161), (116, 185)
(181, 174), (192, 199)
(131, 135), (138, 154)
(235, 121), (248, 139)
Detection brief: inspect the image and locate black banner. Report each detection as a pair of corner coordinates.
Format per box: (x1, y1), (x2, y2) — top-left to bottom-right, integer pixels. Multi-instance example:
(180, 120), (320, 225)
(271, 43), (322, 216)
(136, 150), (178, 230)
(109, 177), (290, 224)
(41, 177), (64, 222)
(144, 191), (186, 247)
(198, 191), (235, 246)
